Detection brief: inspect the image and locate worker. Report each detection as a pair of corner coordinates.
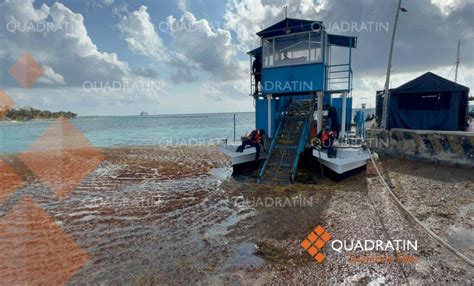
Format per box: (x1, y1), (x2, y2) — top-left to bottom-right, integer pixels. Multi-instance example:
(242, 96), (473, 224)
(236, 129), (266, 160)
(252, 55), (262, 95)
(317, 126), (335, 149)
(327, 106), (339, 135)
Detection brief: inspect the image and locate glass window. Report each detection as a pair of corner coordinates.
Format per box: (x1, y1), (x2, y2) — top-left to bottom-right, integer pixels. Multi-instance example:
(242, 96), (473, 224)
(263, 32), (322, 68)
(263, 38), (273, 67)
(309, 32), (322, 62)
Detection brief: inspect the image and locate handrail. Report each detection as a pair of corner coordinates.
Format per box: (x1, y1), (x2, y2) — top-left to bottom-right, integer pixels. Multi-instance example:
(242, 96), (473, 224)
(326, 64), (352, 92)
(328, 63), (350, 67)
(256, 108), (286, 183)
(290, 97), (316, 182)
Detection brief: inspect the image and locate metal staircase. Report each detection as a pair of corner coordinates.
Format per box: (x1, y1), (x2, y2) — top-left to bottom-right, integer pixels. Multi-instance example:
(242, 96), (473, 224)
(257, 98), (316, 185)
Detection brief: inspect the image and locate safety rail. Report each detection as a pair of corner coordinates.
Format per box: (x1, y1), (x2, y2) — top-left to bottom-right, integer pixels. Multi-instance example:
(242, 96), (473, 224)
(290, 96), (316, 182)
(325, 64), (353, 93)
(249, 72), (262, 96)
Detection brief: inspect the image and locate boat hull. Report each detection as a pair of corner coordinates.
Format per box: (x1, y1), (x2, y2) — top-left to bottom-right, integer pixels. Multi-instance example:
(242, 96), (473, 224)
(218, 145), (266, 174)
(312, 147), (371, 177)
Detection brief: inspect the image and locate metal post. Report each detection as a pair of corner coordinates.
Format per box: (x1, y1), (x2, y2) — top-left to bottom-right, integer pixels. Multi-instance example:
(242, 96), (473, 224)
(233, 113), (236, 143)
(317, 91), (324, 133)
(340, 92), (347, 140)
(455, 39), (461, 83)
(381, 0), (403, 129)
(249, 56), (253, 95)
(267, 94), (272, 138)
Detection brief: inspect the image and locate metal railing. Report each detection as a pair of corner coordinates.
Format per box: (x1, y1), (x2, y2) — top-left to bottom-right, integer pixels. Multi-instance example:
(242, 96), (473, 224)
(325, 64), (352, 93)
(249, 72), (262, 96)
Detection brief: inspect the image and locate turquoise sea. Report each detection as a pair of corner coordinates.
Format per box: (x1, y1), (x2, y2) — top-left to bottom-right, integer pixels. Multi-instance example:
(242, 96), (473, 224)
(0, 112), (255, 154)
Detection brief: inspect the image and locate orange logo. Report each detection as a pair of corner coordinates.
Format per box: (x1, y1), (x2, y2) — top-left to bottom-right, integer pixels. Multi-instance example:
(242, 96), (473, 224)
(300, 225), (332, 263)
(9, 53), (44, 88)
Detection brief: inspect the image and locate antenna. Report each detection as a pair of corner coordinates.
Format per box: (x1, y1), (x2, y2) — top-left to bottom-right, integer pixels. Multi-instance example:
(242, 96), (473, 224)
(454, 39), (461, 83)
(284, 6), (288, 19)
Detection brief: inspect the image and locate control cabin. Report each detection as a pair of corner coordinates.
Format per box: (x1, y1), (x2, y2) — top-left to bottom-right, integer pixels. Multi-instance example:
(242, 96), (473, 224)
(248, 18), (357, 139)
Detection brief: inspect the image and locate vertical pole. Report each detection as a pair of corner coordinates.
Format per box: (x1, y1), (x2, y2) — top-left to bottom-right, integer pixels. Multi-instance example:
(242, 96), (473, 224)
(455, 39), (461, 83)
(340, 92), (347, 141)
(317, 91), (324, 133)
(381, 0), (403, 129)
(233, 113), (236, 143)
(267, 94), (272, 138)
(250, 55), (253, 95)
(349, 38), (353, 94)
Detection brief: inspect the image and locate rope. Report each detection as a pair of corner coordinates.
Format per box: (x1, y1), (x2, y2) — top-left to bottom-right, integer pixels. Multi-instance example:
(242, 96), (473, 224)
(367, 148), (474, 267)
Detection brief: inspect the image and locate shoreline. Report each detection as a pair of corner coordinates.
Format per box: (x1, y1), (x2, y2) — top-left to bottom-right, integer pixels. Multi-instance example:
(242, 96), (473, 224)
(0, 145), (472, 284)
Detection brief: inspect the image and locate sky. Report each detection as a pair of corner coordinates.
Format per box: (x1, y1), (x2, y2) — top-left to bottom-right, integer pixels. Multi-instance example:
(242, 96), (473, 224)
(0, 0), (472, 116)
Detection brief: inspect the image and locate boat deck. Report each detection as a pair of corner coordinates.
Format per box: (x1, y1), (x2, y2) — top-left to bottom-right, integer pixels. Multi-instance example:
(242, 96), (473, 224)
(218, 144), (266, 166)
(313, 147), (371, 175)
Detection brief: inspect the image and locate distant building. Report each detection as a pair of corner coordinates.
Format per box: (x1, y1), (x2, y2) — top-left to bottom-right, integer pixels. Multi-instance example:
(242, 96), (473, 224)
(376, 72), (470, 131)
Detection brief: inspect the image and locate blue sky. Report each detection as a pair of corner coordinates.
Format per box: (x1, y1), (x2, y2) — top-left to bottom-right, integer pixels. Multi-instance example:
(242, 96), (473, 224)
(0, 0), (472, 116)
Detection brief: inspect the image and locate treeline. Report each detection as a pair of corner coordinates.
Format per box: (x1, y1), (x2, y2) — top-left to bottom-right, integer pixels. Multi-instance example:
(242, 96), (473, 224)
(3, 108), (77, 121)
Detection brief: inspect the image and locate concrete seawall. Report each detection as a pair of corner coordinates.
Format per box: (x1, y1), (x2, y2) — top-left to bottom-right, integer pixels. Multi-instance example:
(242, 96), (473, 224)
(366, 128), (474, 168)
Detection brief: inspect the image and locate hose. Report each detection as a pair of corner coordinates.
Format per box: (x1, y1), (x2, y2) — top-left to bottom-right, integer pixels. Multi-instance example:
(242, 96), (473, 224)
(367, 147), (474, 267)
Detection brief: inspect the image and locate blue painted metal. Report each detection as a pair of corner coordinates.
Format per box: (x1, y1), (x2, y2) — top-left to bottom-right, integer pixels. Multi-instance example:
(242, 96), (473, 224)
(355, 110), (365, 138)
(331, 97), (353, 131)
(247, 18), (358, 183)
(263, 64), (325, 94)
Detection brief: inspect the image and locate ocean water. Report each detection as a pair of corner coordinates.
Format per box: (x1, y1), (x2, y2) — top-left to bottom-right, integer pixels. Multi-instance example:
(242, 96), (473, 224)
(0, 112), (255, 154)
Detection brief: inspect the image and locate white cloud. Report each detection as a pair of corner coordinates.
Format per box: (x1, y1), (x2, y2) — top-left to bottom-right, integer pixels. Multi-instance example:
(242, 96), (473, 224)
(224, 0), (326, 51)
(166, 11), (246, 81)
(37, 65), (65, 85)
(0, 0), (129, 86)
(430, 0), (467, 16)
(118, 5), (169, 61)
(177, 0), (187, 12)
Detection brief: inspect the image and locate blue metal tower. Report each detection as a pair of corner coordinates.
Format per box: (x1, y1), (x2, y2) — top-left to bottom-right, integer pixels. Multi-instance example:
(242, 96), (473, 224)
(247, 18), (357, 184)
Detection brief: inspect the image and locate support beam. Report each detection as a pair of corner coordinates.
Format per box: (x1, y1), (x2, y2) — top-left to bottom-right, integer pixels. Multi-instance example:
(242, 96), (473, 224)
(340, 92), (347, 141)
(267, 94), (272, 138)
(317, 91), (324, 134)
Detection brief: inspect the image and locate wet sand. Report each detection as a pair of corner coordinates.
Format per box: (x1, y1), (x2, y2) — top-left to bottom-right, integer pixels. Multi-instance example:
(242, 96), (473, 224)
(0, 146), (472, 284)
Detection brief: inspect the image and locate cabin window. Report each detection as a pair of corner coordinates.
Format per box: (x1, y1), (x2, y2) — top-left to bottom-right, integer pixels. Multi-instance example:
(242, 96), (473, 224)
(263, 32), (322, 68)
(263, 38), (274, 66)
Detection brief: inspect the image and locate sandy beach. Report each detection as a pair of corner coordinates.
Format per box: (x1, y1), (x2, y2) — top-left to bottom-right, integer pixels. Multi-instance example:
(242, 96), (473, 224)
(0, 145), (472, 284)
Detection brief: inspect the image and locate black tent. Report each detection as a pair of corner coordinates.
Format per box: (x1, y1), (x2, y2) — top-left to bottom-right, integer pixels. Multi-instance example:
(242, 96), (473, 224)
(386, 72), (470, 131)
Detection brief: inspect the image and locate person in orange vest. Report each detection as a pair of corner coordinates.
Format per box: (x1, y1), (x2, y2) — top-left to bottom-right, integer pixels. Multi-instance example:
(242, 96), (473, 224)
(317, 126), (335, 149)
(236, 129), (265, 160)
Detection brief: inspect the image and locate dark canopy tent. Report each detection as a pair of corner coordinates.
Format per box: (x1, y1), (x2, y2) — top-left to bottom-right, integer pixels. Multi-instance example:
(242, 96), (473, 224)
(387, 72), (470, 131)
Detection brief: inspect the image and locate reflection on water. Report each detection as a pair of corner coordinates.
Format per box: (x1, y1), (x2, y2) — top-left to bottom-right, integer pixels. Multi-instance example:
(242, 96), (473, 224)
(0, 145), (265, 284)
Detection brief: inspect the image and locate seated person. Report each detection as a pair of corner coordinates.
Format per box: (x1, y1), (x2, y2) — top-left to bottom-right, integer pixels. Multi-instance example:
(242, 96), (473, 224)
(236, 129), (266, 160)
(316, 126), (336, 149)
